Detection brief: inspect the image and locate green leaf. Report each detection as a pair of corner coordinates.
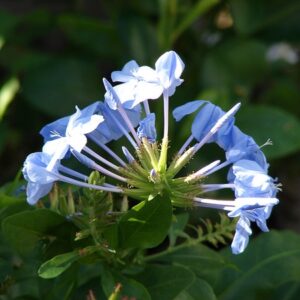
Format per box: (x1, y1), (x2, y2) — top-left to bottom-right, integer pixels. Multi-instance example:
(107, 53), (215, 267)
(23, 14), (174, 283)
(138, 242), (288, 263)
(22, 59), (101, 116)
(154, 244), (227, 285)
(230, 0), (300, 35)
(168, 213), (189, 247)
(118, 195), (172, 249)
(0, 10), (19, 38)
(38, 251), (80, 279)
(58, 14), (119, 57)
(2, 209), (66, 254)
(100, 265), (151, 299)
(217, 231), (300, 300)
(237, 105), (300, 159)
(0, 193), (28, 221)
(118, 15), (158, 63)
(137, 264), (195, 300)
(175, 278), (217, 300)
(202, 39), (268, 90)
(172, 0), (220, 43)
(43, 265), (78, 300)
(0, 77), (20, 120)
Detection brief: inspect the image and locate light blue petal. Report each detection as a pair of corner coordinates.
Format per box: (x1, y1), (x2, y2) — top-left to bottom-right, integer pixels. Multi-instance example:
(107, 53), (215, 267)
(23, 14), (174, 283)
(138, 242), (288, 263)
(172, 100), (205, 121)
(23, 152), (59, 205)
(23, 152), (58, 184)
(231, 217), (251, 254)
(40, 116), (69, 142)
(225, 127), (268, 171)
(91, 102), (141, 143)
(26, 182), (54, 205)
(232, 160), (276, 198)
(111, 60), (139, 82)
(103, 78), (120, 110)
(137, 113), (157, 143)
(155, 51), (185, 95)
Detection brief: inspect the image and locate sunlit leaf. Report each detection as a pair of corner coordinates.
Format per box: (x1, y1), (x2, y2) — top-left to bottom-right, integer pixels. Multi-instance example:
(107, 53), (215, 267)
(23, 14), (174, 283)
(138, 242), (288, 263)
(0, 78), (20, 120)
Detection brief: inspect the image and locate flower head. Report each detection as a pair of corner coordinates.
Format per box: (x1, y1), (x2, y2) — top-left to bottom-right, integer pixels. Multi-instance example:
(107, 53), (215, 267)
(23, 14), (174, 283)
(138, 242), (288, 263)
(23, 50), (279, 255)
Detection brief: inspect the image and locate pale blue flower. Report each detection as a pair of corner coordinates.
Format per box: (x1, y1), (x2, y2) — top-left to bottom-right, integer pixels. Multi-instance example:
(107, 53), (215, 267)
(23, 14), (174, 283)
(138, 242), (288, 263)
(90, 101), (141, 144)
(225, 127), (268, 171)
(42, 106), (104, 170)
(23, 51), (280, 256)
(228, 197), (279, 254)
(110, 51), (185, 108)
(137, 113), (157, 143)
(154, 51), (184, 97)
(22, 152), (59, 205)
(173, 100), (235, 149)
(40, 102), (101, 142)
(232, 160), (276, 198)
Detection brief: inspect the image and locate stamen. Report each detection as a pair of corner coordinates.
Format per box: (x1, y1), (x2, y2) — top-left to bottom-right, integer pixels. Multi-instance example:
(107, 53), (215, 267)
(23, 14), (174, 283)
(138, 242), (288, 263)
(200, 183), (235, 192)
(59, 165), (88, 181)
(204, 160), (232, 176)
(178, 135), (194, 155)
(83, 146), (119, 171)
(72, 150), (127, 183)
(122, 146), (135, 163)
(260, 138), (273, 148)
(185, 160), (220, 182)
(117, 104), (141, 146)
(103, 78), (141, 146)
(106, 108), (138, 149)
(54, 172), (123, 193)
(193, 197), (236, 210)
(88, 136), (126, 166)
(143, 100), (151, 115)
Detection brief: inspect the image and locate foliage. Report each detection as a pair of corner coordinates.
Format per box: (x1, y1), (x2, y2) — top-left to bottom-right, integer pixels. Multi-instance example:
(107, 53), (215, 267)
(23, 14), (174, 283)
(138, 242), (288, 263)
(1, 0), (300, 299)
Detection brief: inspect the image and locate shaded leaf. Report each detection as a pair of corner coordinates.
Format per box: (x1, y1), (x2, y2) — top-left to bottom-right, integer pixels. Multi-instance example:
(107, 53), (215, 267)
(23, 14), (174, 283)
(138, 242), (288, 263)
(175, 278), (217, 300)
(237, 105), (300, 159)
(58, 14), (119, 57)
(119, 195), (172, 249)
(22, 59), (101, 116)
(153, 244), (227, 285)
(169, 213), (189, 246)
(230, 0), (300, 35)
(100, 265), (151, 300)
(38, 251), (80, 279)
(137, 264), (195, 300)
(217, 231), (300, 300)
(2, 209), (66, 254)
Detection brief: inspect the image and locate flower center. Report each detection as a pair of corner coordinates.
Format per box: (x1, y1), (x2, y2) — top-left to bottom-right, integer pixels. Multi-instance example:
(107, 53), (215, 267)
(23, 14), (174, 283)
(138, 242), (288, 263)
(120, 139), (203, 207)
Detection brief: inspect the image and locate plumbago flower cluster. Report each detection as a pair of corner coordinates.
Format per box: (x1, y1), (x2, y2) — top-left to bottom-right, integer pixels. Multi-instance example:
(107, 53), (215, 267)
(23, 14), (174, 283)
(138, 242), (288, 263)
(23, 51), (279, 255)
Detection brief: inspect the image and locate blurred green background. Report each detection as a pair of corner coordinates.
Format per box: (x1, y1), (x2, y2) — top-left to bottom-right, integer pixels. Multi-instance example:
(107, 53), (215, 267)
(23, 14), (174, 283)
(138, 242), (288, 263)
(0, 0), (300, 231)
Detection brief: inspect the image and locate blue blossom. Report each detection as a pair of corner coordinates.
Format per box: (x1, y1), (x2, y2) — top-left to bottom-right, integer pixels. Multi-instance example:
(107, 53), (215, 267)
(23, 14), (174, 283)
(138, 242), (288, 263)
(40, 102), (101, 142)
(154, 51), (185, 97)
(137, 113), (157, 143)
(23, 50), (279, 255)
(225, 127), (268, 171)
(22, 152), (59, 205)
(90, 101), (141, 144)
(228, 197), (279, 254)
(42, 106), (104, 170)
(232, 160), (276, 198)
(110, 51), (184, 108)
(173, 100), (235, 149)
